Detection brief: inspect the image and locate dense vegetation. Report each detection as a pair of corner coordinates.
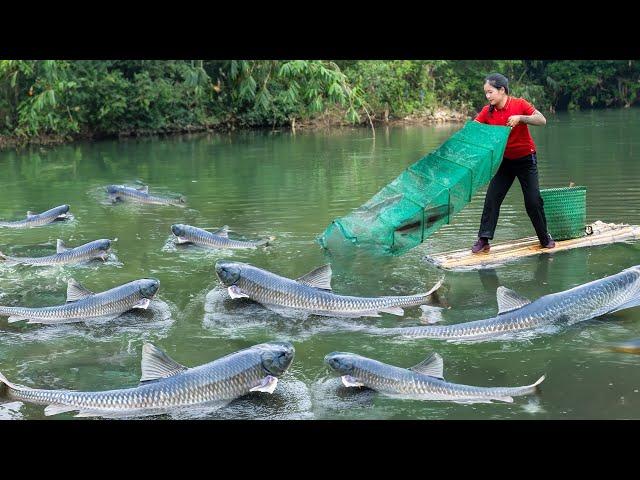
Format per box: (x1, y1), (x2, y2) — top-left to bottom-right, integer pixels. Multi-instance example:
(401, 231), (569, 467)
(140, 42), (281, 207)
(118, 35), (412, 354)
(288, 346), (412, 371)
(1, 60), (638, 144)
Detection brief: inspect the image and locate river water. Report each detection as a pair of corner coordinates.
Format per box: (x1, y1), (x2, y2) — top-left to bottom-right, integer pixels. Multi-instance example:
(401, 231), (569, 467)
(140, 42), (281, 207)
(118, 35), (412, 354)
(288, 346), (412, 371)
(1, 108), (639, 420)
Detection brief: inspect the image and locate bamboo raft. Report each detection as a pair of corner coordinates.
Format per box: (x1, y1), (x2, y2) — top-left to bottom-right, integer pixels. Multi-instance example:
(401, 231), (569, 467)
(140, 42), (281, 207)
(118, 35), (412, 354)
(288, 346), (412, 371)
(426, 221), (640, 271)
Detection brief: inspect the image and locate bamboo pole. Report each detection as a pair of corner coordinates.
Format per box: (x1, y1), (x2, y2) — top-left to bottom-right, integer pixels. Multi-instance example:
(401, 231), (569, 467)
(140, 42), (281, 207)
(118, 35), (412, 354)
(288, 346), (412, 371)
(426, 221), (640, 270)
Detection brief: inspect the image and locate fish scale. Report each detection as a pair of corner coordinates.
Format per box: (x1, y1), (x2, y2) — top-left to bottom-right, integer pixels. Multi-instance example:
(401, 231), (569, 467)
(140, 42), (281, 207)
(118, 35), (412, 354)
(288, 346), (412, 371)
(327, 353), (543, 403)
(219, 262), (441, 317)
(0, 205), (70, 228)
(0, 342), (294, 417)
(108, 185), (183, 206)
(174, 224), (271, 249)
(381, 265), (640, 341)
(0, 239), (110, 266)
(0, 279), (158, 324)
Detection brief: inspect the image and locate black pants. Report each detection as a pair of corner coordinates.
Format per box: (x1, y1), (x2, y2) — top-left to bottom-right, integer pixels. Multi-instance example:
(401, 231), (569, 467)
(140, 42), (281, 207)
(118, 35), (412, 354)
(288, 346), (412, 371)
(478, 152), (549, 244)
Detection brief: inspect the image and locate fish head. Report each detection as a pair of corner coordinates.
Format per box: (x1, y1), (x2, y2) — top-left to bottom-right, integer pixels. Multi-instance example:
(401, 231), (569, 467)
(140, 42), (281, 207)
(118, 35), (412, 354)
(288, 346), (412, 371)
(215, 261), (242, 286)
(258, 342), (295, 377)
(138, 278), (160, 299)
(324, 352), (359, 375)
(171, 224), (187, 237)
(94, 239), (112, 252)
(54, 204), (70, 218)
(106, 185), (123, 201)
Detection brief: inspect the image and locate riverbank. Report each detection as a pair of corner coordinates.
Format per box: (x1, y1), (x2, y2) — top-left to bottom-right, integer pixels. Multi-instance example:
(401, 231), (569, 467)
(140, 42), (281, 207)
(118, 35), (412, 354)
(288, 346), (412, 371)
(0, 107), (471, 151)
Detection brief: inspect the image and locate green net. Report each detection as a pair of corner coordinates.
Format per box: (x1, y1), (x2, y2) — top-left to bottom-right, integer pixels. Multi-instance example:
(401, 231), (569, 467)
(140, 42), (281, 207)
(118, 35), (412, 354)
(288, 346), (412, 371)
(540, 186), (587, 241)
(318, 121), (511, 255)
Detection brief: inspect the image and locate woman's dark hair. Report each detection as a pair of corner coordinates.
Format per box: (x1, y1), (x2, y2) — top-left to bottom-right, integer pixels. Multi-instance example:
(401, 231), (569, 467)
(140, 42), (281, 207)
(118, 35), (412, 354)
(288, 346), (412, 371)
(485, 73), (509, 113)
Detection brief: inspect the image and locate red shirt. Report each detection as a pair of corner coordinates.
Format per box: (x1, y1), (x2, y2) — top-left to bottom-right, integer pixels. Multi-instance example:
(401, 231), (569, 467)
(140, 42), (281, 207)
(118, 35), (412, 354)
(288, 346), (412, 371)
(475, 97), (537, 160)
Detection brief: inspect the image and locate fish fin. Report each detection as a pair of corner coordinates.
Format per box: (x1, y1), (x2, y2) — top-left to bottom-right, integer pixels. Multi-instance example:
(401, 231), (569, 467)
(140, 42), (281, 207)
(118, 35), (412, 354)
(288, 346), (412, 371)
(66, 278), (95, 302)
(496, 396), (514, 403)
(341, 375), (365, 387)
(212, 225), (229, 238)
(379, 306), (404, 316)
(73, 410), (99, 418)
(175, 236), (191, 244)
(7, 316), (29, 323)
(136, 185), (149, 193)
(496, 286), (531, 314)
(139, 343), (188, 384)
(44, 404), (78, 416)
(228, 286), (250, 299)
(419, 305), (445, 324)
(296, 264), (333, 291)
(357, 310), (382, 318)
(0, 371), (22, 391)
(409, 352), (444, 379)
(26, 211), (37, 218)
(610, 297), (640, 314)
(424, 276), (445, 297)
(249, 375), (278, 393)
(132, 298), (151, 310)
(531, 375), (546, 390)
(56, 239), (69, 253)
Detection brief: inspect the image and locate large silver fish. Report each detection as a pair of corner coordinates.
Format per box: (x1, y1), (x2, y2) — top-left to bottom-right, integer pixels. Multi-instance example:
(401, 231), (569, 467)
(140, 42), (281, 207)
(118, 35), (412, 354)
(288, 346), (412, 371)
(107, 184), (185, 206)
(381, 265), (640, 342)
(172, 224), (274, 249)
(325, 351), (544, 404)
(0, 239), (112, 266)
(0, 341), (295, 418)
(0, 204), (70, 228)
(215, 261), (443, 318)
(0, 277), (159, 324)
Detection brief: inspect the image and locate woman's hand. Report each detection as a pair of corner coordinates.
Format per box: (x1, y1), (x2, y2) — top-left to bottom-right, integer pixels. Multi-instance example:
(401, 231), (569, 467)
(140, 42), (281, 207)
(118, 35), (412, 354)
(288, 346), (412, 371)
(506, 115), (522, 127)
(508, 110), (547, 127)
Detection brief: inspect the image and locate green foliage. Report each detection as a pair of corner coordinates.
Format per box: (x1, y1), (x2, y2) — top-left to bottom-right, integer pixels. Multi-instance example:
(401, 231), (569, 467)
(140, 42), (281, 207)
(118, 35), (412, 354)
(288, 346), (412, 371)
(543, 60), (640, 110)
(1, 60), (638, 142)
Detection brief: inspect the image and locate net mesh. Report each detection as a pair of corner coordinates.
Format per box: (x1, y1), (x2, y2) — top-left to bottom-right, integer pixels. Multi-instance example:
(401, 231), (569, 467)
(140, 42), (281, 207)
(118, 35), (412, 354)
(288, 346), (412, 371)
(318, 121), (511, 254)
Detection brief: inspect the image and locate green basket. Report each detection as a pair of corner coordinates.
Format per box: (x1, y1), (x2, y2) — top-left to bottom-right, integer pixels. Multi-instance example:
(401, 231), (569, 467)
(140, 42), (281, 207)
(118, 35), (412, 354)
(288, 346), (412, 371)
(540, 186), (587, 241)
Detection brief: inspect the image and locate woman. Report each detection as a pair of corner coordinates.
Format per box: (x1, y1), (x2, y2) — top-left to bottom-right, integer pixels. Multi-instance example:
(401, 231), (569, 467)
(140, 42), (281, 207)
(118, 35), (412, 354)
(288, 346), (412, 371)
(471, 73), (555, 253)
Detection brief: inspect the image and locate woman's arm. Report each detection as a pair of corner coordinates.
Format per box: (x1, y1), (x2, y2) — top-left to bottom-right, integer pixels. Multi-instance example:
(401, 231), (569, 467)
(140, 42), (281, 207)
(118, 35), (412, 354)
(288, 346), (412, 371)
(507, 109), (546, 127)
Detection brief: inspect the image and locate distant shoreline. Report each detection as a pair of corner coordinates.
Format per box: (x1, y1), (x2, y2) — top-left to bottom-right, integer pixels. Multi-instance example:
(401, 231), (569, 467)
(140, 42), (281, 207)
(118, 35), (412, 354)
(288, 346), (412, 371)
(0, 109), (470, 151)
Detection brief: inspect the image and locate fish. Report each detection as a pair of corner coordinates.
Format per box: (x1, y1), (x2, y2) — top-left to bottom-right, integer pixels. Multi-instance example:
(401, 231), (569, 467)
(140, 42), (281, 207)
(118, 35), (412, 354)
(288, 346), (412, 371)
(609, 338), (640, 355)
(0, 239), (112, 266)
(325, 351), (545, 404)
(106, 184), (185, 206)
(380, 265), (640, 342)
(171, 224), (274, 249)
(0, 277), (160, 324)
(0, 204), (70, 228)
(0, 341), (295, 418)
(214, 260), (443, 318)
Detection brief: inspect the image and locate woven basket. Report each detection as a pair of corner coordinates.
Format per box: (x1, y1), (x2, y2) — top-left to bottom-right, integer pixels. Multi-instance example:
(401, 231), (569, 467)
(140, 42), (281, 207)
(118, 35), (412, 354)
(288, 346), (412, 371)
(540, 186), (587, 240)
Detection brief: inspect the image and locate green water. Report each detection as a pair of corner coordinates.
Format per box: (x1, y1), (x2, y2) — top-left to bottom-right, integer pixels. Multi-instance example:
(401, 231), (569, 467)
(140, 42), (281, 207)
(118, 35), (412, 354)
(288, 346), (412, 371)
(1, 109), (639, 420)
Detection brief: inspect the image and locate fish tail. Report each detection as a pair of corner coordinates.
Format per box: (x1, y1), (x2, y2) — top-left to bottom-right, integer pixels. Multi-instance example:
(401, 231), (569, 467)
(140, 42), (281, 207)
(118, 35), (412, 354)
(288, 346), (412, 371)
(415, 276), (445, 303)
(515, 374), (546, 396)
(0, 251), (19, 265)
(532, 374), (546, 391)
(257, 236), (276, 247)
(0, 371), (21, 397)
